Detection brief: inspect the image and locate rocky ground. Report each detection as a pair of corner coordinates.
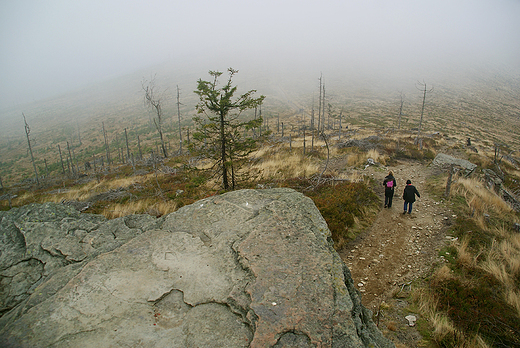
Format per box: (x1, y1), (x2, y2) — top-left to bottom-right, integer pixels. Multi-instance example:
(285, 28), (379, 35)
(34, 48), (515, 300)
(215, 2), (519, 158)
(339, 161), (456, 347)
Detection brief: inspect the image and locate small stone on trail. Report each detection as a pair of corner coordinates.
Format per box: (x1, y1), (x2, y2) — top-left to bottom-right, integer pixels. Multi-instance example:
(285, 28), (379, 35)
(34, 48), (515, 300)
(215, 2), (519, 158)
(405, 315), (417, 327)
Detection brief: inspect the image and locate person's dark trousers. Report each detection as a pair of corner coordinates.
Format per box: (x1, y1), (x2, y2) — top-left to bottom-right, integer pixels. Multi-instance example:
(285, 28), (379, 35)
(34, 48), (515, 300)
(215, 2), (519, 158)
(385, 195), (393, 208)
(404, 201), (413, 213)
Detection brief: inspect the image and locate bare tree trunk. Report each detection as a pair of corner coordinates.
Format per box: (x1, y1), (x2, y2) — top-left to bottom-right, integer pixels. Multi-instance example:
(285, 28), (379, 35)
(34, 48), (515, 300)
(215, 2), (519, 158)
(67, 141), (76, 177)
(317, 74), (322, 138)
(339, 109), (343, 141)
(303, 109), (306, 155)
(143, 77), (168, 158)
(102, 122), (110, 165)
(318, 131), (330, 182)
(253, 107), (258, 138)
(219, 109), (229, 190)
(23, 113), (39, 186)
(177, 85), (183, 154)
(124, 128), (130, 162)
(58, 144), (66, 175)
(259, 105), (262, 137)
(398, 92), (404, 130)
(322, 83), (326, 133)
(415, 82), (433, 145)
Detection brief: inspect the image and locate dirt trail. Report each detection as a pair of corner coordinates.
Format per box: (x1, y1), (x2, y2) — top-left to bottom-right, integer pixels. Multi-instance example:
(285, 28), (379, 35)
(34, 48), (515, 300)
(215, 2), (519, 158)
(339, 160), (455, 345)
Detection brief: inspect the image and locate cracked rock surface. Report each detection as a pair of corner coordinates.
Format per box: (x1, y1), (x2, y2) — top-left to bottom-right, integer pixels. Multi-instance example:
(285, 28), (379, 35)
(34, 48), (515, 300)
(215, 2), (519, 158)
(0, 189), (393, 348)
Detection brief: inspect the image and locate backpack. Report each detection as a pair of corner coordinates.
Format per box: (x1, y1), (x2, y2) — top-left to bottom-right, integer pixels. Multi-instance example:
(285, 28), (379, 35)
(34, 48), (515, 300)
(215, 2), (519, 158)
(386, 180), (394, 188)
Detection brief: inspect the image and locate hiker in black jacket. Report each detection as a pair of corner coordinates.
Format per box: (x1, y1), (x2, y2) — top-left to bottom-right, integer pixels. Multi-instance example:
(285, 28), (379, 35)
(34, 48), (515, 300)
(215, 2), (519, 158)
(383, 171), (397, 208)
(403, 179), (420, 214)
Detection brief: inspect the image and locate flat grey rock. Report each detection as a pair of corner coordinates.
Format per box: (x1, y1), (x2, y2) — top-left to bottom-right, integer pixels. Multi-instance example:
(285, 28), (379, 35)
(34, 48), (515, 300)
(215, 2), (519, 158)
(0, 189), (393, 348)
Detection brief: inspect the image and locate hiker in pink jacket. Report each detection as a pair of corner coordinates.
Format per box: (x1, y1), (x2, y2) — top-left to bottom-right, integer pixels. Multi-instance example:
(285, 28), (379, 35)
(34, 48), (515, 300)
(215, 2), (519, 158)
(383, 171), (397, 208)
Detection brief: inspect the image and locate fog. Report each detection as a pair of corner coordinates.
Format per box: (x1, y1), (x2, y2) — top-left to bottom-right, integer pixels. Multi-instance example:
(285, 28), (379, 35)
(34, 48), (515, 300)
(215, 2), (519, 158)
(1, 0), (520, 108)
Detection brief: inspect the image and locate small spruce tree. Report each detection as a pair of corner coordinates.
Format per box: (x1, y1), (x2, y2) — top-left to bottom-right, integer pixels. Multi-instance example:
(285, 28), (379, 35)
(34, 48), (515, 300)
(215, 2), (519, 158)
(192, 68), (265, 190)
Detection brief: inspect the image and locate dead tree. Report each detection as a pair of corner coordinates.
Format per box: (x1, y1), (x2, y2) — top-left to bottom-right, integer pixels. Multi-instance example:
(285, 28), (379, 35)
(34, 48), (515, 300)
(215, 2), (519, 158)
(322, 82), (326, 133)
(338, 109), (343, 141)
(176, 85), (183, 154)
(302, 109), (306, 155)
(124, 128), (130, 163)
(415, 81), (433, 148)
(397, 91), (404, 130)
(67, 141), (76, 177)
(102, 122), (111, 165)
(311, 98), (315, 151)
(58, 144), (66, 174)
(317, 74), (322, 137)
(23, 113), (39, 186)
(142, 75), (168, 158)
(444, 164), (455, 197)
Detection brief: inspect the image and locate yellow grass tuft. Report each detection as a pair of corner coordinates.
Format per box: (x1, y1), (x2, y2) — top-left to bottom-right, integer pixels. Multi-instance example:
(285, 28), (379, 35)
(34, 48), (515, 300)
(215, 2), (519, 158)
(455, 177), (512, 217)
(506, 289), (520, 317)
(41, 176), (148, 204)
(431, 265), (454, 286)
(455, 236), (477, 269)
(102, 198), (178, 219)
(250, 151), (320, 180)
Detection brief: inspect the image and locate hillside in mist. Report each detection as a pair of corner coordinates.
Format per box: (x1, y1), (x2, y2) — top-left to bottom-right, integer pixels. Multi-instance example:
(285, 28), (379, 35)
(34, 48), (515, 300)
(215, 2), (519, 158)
(0, 60), (519, 184)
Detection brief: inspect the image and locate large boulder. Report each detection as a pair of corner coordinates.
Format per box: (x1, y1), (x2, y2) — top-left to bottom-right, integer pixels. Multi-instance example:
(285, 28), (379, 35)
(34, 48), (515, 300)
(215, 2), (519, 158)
(431, 153), (477, 174)
(0, 203), (162, 319)
(0, 189), (393, 348)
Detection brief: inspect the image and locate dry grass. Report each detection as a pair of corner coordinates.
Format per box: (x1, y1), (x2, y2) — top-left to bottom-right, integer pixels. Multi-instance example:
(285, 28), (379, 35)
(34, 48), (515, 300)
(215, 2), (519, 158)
(346, 148), (388, 167)
(334, 170), (367, 183)
(454, 236), (477, 269)
(250, 150), (320, 180)
(386, 321), (397, 331)
(413, 287), (461, 345)
(412, 287), (493, 347)
(480, 234), (520, 316)
(102, 198), (178, 219)
(454, 177), (512, 217)
(420, 168), (520, 345)
(41, 176), (148, 204)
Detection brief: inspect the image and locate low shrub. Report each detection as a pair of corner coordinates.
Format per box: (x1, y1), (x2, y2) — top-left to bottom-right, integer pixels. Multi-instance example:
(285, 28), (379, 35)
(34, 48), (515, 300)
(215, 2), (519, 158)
(281, 177), (380, 249)
(430, 272), (520, 347)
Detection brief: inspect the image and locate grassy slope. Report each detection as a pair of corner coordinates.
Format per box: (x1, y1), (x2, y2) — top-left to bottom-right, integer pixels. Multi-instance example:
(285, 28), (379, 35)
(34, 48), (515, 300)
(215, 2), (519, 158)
(1, 65), (520, 347)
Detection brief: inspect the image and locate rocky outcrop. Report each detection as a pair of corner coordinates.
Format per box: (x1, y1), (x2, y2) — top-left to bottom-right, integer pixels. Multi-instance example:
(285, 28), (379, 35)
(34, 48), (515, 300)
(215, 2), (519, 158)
(431, 153), (477, 174)
(0, 189), (394, 348)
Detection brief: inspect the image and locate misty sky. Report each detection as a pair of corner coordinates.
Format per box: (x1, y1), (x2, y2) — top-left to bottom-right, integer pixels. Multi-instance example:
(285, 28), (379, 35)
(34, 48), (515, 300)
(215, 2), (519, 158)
(1, 0), (520, 107)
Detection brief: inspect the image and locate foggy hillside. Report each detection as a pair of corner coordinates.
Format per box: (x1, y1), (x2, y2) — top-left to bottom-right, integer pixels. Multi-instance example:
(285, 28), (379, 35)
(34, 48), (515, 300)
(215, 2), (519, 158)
(1, 59), (519, 141)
